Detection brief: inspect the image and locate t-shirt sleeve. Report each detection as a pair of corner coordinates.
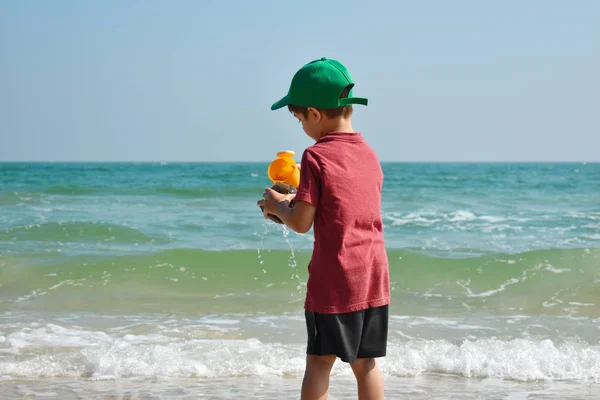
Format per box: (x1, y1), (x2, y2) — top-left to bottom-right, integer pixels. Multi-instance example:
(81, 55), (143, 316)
(294, 149), (321, 208)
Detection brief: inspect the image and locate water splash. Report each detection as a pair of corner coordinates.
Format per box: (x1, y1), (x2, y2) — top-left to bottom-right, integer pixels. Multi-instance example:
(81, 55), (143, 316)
(254, 219), (303, 295)
(254, 220), (271, 273)
(281, 225), (304, 295)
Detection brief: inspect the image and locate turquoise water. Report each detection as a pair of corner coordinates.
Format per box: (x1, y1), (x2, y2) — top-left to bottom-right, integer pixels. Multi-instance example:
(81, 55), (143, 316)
(2, 162), (599, 256)
(1, 162), (599, 398)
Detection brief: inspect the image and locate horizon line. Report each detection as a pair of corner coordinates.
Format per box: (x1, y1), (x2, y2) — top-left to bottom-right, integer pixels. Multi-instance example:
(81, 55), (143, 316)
(1, 160), (598, 164)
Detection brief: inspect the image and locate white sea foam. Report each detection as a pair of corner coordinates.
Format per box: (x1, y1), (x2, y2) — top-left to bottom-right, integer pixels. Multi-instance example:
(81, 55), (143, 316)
(536, 264), (571, 274)
(1, 323), (599, 382)
(384, 210), (531, 231)
(382, 337), (600, 382)
(447, 210), (477, 222)
(457, 277), (521, 298)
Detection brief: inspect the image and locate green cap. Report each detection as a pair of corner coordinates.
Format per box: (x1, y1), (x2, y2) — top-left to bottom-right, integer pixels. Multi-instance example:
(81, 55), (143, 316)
(271, 57), (368, 111)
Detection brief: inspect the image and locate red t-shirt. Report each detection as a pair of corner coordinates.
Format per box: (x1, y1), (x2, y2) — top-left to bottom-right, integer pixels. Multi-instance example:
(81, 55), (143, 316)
(294, 132), (390, 314)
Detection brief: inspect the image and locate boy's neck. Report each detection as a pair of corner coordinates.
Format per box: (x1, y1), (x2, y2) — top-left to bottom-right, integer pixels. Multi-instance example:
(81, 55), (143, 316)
(319, 117), (354, 140)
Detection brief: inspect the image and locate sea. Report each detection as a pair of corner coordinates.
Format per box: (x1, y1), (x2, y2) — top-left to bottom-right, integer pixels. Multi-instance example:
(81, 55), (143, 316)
(0, 162), (599, 399)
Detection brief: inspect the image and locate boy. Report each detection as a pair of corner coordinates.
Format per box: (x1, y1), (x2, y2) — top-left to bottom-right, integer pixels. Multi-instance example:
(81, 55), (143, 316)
(257, 57), (390, 400)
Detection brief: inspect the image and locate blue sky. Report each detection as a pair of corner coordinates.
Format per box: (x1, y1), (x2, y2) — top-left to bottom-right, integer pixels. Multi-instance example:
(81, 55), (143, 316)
(1, 1), (598, 162)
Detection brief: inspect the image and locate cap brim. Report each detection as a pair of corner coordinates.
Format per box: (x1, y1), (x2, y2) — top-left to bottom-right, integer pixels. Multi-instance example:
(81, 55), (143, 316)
(340, 97), (368, 106)
(270, 94), (290, 111)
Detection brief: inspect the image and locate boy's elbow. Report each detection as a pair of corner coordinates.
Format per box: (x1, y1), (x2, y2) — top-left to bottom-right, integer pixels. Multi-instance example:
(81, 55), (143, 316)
(295, 224), (311, 234)
(291, 220), (312, 234)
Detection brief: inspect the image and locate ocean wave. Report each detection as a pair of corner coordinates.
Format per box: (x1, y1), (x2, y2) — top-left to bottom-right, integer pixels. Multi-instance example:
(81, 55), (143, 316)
(1, 247), (599, 317)
(0, 192), (46, 206)
(1, 323), (598, 382)
(0, 221), (155, 244)
(383, 209), (570, 228)
(3, 185), (265, 199)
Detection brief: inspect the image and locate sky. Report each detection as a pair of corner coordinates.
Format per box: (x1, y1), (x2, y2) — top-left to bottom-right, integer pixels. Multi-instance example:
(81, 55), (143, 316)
(1, 1), (599, 162)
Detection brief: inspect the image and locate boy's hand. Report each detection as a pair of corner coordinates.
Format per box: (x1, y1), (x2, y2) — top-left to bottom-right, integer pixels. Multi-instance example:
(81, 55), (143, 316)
(256, 187), (315, 233)
(256, 187), (294, 218)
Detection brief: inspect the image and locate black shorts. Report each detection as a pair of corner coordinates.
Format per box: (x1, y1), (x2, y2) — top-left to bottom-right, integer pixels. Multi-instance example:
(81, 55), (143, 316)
(305, 305), (388, 364)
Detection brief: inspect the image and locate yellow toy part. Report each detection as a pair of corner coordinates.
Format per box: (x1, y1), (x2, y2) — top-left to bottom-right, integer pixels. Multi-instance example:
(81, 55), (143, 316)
(267, 150), (300, 188)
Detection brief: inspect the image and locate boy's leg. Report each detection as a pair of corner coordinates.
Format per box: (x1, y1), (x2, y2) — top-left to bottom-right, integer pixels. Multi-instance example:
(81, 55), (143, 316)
(350, 358), (383, 400)
(352, 305), (387, 400)
(301, 354), (336, 400)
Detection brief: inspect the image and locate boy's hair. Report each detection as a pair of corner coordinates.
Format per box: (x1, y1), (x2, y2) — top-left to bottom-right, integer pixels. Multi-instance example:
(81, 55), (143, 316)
(287, 87), (353, 119)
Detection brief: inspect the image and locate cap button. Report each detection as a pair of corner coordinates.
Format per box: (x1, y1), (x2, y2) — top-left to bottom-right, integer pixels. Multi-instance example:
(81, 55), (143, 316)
(320, 57), (327, 61)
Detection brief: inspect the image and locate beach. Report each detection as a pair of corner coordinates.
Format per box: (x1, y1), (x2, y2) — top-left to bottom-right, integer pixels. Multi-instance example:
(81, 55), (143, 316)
(1, 162), (599, 398)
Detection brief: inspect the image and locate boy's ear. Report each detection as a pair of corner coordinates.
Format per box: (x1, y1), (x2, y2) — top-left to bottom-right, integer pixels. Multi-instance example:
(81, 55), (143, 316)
(307, 107), (322, 122)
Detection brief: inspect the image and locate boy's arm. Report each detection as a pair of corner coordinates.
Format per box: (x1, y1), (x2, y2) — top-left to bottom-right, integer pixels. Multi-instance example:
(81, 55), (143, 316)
(273, 198), (316, 234)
